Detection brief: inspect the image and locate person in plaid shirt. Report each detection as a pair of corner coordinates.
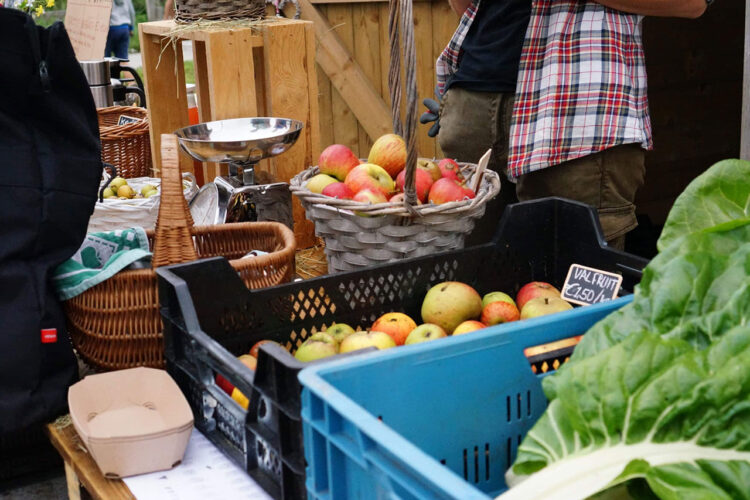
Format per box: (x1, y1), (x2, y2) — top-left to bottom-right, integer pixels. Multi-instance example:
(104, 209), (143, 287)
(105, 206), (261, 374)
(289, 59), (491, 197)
(434, 0), (708, 249)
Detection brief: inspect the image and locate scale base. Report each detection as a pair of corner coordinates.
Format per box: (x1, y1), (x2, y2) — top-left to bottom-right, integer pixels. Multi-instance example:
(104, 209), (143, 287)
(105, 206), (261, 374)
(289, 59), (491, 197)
(214, 176), (294, 229)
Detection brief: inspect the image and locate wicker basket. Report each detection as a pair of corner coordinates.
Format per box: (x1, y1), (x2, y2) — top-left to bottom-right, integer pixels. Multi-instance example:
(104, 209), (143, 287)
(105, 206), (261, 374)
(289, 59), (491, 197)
(98, 106), (152, 178)
(64, 134), (296, 371)
(175, 0), (264, 22)
(87, 173), (199, 233)
(289, 0), (500, 274)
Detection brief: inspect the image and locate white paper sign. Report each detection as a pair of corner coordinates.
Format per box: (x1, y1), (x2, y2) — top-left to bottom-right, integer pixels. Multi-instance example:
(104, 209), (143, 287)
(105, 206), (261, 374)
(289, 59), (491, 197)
(123, 430), (273, 500)
(64, 0), (112, 61)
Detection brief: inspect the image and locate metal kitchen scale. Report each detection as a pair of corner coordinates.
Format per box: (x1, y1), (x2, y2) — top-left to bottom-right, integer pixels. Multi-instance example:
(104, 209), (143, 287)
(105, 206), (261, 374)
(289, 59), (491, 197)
(174, 117), (303, 228)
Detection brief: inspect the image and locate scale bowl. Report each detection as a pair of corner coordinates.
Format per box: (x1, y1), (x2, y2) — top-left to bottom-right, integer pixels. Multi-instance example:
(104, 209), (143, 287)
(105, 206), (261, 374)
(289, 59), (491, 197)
(174, 117), (304, 164)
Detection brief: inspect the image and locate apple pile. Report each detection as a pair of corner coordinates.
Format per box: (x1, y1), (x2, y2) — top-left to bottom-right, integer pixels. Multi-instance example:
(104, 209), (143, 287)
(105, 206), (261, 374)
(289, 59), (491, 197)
(214, 340), (279, 409)
(288, 280), (574, 363)
(102, 176), (158, 200)
(305, 134), (476, 209)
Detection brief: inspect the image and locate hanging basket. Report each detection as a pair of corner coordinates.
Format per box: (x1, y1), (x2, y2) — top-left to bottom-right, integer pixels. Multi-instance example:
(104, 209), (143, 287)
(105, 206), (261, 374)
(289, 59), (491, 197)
(290, 0), (500, 273)
(64, 134), (296, 371)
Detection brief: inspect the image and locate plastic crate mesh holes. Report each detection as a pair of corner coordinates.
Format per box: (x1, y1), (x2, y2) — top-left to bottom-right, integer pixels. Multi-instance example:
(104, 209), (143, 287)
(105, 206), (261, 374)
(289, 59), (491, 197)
(189, 373), (283, 479)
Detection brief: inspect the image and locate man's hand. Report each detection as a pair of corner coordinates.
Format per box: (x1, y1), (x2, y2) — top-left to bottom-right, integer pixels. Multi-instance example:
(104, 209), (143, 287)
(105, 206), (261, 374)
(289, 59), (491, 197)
(594, 0), (707, 18)
(448, 0), (471, 16)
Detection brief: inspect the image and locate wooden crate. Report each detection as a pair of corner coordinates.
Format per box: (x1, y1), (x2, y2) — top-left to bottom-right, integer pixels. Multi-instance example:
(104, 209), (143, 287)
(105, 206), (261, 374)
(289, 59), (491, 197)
(138, 18), (320, 248)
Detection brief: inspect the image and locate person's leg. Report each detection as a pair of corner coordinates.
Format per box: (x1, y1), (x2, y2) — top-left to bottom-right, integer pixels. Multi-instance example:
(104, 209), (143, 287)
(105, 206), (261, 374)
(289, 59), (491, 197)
(437, 88), (518, 245)
(104, 28), (114, 58)
(515, 144), (646, 249)
(112, 28), (130, 60)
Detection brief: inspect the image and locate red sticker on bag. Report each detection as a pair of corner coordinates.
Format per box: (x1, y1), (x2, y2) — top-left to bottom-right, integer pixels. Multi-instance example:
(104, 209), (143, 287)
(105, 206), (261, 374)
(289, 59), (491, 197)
(41, 329), (57, 343)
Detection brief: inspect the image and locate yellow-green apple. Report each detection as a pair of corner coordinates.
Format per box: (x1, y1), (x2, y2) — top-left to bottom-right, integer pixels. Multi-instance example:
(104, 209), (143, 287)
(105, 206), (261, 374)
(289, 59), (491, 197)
(421, 281), (482, 333)
(306, 173), (339, 194)
(389, 193), (422, 204)
(520, 296), (573, 319)
(249, 340), (280, 358)
(345, 163), (395, 195)
(339, 331), (396, 353)
(482, 292), (516, 309)
(516, 282), (561, 310)
(367, 134), (406, 178)
(321, 182), (355, 200)
(231, 387), (249, 410)
(318, 144), (360, 181)
(438, 158), (465, 183)
(371, 312), (417, 345)
(481, 301), (520, 326)
(239, 354), (257, 371)
(428, 178), (471, 204)
(452, 320), (486, 335)
(404, 324), (447, 344)
(294, 332), (338, 362)
(417, 158), (442, 182)
(326, 323), (356, 344)
(396, 168), (434, 203)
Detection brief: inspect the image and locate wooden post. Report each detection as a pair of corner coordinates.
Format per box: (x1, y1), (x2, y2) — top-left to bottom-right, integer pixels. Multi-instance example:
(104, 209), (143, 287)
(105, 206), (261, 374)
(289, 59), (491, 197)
(742, 0), (750, 159)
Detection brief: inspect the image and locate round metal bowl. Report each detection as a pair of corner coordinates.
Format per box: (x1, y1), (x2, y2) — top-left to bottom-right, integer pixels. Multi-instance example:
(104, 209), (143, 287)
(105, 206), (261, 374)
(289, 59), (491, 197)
(174, 117), (304, 165)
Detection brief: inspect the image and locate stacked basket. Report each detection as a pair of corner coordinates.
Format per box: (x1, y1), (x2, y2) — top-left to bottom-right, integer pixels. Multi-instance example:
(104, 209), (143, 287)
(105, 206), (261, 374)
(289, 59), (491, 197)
(174, 0), (264, 22)
(290, 0), (500, 273)
(64, 134), (296, 371)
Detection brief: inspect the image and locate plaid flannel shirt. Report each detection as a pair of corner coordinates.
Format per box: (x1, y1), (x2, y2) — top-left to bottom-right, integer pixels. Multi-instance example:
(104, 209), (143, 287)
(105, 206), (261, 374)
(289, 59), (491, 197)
(437, 0), (653, 178)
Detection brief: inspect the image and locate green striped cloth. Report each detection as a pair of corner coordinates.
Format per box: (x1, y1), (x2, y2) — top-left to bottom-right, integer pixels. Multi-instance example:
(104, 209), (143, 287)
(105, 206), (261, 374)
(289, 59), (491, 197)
(53, 227), (151, 300)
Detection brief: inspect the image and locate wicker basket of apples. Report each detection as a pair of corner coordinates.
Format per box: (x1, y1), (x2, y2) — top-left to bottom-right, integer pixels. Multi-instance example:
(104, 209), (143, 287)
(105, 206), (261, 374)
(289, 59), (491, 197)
(290, 139), (500, 273)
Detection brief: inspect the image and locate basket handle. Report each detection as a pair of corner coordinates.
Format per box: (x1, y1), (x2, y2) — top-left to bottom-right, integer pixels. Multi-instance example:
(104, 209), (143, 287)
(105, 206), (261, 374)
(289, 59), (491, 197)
(388, 0), (419, 209)
(152, 134), (198, 268)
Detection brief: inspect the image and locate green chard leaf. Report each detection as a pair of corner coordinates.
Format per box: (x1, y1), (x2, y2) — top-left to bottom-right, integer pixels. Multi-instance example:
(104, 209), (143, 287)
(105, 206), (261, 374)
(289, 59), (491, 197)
(657, 159), (750, 252)
(503, 326), (750, 499)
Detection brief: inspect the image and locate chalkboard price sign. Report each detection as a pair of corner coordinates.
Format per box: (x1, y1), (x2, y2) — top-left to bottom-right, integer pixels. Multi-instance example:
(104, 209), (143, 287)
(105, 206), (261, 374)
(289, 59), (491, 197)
(561, 264), (622, 306)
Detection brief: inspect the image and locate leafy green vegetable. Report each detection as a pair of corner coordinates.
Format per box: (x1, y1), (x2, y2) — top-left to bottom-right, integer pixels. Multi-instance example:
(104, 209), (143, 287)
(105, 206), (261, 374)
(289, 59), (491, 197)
(503, 326), (750, 499)
(502, 158), (750, 499)
(657, 159), (750, 252)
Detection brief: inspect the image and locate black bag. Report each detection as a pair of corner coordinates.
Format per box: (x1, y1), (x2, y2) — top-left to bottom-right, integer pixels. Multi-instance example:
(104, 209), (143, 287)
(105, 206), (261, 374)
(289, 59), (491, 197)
(0, 10), (102, 435)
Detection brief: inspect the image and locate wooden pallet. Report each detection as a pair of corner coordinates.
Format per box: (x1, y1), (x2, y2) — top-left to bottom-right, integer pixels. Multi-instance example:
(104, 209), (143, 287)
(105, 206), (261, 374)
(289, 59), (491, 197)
(138, 18), (320, 248)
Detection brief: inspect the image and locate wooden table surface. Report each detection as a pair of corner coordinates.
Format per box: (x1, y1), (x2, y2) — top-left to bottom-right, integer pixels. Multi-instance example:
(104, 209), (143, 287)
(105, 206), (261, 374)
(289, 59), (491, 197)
(46, 419), (134, 500)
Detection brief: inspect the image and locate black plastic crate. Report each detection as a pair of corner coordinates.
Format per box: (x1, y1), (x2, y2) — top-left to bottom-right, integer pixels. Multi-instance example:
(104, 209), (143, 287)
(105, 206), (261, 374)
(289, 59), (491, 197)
(156, 198), (648, 500)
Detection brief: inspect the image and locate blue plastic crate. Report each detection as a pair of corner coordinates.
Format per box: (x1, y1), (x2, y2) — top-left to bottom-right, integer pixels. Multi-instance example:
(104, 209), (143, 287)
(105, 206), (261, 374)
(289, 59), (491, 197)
(299, 296), (631, 500)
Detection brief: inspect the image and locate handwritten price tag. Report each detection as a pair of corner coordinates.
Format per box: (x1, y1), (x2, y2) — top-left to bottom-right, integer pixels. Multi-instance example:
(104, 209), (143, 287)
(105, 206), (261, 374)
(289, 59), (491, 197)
(561, 264), (622, 306)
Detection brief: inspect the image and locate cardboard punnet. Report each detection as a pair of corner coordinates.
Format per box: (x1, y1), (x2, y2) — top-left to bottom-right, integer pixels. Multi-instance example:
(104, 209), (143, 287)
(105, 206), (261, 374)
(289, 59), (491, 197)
(68, 367), (193, 478)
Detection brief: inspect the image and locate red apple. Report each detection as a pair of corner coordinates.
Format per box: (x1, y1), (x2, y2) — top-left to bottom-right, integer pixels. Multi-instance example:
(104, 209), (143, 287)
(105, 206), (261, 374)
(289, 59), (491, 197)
(482, 292), (516, 309)
(520, 296), (573, 319)
(421, 281), (483, 334)
(516, 282), (561, 311)
(417, 158), (442, 182)
(353, 189), (388, 205)
(368, 134), (407, 178)
(462, 185), (476, 199)
(396, 168), (434, 203)
(404, 324), (447, 345)
(319, 144), (361, 181)
(322, 182), (355, 200)
(389, 193), (422, 205)
(345, 163), (395, 196)
(438, 158), (465, 183)
(452, 320), (486, 335)
(249, 340), (280, 358)
(428, 178), (471, 204)
(481, 301), (520, 326)
(371, 312), (418, 346)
